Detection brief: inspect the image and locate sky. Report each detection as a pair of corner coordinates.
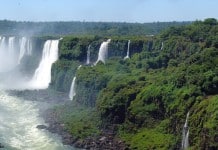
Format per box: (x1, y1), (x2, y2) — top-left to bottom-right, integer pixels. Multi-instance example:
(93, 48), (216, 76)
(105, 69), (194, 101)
(0, 0), (217, 23)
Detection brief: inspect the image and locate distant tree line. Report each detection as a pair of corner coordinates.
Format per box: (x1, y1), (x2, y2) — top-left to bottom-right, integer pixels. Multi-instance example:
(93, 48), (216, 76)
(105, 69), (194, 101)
(0, 20), (190, 36)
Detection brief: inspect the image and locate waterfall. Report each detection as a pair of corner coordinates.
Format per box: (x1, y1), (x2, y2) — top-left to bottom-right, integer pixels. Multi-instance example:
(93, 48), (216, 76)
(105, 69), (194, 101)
(0, 37), (7, 71)
(0, 38), (60, 90)
(31, 40), (59, 89)
(181, 112), (190, 150)
(8, 37), (16, 55)
(0, 36), (19, 71)
(160, 42), (164, 50)
(8, 37), (17, 67)
(86, 45), (91, 65)
(95, 39), (111, 65)
(124, 40), (130, 59)
(77, 65), (82, 70)
(0, 37), (6, 50)
(18, 37), (32, 64)
(0, 37), (32, 65)
(68, 65), (82, 100)
(69, 77), (76, 100)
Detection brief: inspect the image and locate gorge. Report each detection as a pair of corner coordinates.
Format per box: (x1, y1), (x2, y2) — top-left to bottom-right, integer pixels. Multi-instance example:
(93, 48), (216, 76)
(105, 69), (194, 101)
(0, 37), (74, 149)
(0, 18), (218, 150)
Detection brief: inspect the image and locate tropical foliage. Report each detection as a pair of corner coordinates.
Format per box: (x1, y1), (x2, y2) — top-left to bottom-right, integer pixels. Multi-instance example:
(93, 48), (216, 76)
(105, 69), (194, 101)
(50, 18), (218, 149)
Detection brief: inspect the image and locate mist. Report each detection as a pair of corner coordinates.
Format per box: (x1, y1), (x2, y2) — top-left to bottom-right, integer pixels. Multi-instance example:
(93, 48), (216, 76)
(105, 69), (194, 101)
(0, 35), (59, 90)
(0, 36), (32, 90)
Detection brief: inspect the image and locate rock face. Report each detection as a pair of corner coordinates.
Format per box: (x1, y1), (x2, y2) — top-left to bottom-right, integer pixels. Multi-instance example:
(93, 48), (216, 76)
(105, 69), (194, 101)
(36, 125), (47, 129)
(75, 132), (129, 150)
(43, 109), (129, 150)
(0, 143), (4, 148)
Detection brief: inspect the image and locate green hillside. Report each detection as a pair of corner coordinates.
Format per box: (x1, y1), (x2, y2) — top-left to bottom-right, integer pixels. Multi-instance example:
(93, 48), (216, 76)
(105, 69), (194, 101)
(50, 18), (218, 149)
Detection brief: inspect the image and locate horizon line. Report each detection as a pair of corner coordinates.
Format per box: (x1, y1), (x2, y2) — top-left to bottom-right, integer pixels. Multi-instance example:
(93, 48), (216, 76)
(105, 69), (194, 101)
(0, 19), (199, 24)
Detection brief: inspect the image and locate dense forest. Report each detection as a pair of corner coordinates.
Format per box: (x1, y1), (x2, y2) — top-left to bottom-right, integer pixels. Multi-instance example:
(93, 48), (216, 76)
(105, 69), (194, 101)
(0, 20), (189, 36)
(47, 18), (218, 149)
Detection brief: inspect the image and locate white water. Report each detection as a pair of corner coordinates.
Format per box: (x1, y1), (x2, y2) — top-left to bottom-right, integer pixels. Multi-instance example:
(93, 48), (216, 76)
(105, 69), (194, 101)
(18, 37), (32, 64)
(69, 77), (76, 100)
(0, 90), (73, 150)
(0, 36), (32, 71)
(0, 38), (75, 149)
(77, 65), (82, 70)
(160, 42), (164, 50)
(181, 112), (189, 150)
(31, 40), (59, 89)
(124, 40), (130, 59)
(0, 37), (6, 50)
(8, 37), (17, 68)
(8, 37), (16, 58)
(0, 38), (59, 90)
(0, 36), (17, 71)
(95, 39), (111, 65)
(86, 45), (91, 65)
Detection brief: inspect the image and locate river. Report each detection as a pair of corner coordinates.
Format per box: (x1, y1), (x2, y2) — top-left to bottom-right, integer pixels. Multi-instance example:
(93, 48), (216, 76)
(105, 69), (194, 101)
(0, 90), (75, 150)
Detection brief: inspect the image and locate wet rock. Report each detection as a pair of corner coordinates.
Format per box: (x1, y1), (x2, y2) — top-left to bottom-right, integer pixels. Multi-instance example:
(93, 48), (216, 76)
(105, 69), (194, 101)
(74, 140), (84, 148)
(214, 134), (218, 142)
(36, 124), (47, 129)
(99, 136), (107, 141)
(43, 109), (129, 150)
(0, 143), (4, 148)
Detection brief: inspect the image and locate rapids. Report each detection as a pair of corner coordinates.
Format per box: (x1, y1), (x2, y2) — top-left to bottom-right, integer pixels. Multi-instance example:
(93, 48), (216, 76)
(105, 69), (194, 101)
(0, 90), (74, 150)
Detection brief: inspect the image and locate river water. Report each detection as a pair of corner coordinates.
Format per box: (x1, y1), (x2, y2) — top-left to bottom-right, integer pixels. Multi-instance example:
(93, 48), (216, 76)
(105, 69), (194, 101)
(0, 90), (75, 150)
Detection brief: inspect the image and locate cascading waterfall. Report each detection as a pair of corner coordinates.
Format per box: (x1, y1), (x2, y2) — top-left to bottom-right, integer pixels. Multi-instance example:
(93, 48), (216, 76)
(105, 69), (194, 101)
(77, 65), (82, 70)
(18, 37), (32, 64)
(124, 40), (130, 59)
(86, 45), (91, 65)
(95, 39), (111, 65)
(0, 37), (74, 149)
(0, 37), (59, 90)
(69, 65), (82, 100)
(160, 42), (164, 50)
(0, 36), (32, 71)
(27, 38), (32, 55)
(181, 112), (190, 150)
(0, 36), (18, 71)
(8, 37), (17, 68)
(31, 40), (59, 89)
(8, 37), (16, 56)
(0, 37), (6, 50)
(69, 77), (76, 100)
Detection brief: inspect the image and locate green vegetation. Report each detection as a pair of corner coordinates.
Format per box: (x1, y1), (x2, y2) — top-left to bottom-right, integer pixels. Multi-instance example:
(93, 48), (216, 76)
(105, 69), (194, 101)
(0, 20), (189, 36)
(52, 103), (101, 138)
(119, 125), (176, 150)
(50, 18), (218, 149)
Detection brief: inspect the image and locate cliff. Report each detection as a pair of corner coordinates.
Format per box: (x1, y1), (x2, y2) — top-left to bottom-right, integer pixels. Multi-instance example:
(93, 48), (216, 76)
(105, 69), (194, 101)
(49, 18), (218, 149)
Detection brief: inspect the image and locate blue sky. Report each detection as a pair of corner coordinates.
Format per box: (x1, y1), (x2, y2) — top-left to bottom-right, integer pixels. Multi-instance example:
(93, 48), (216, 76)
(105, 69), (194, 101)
(0, 0), (217, 22)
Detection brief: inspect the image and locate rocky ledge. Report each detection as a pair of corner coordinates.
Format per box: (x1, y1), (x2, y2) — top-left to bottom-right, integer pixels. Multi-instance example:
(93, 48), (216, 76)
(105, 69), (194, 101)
(0, 143), (4, 148)
(42, 110), (129, 150)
